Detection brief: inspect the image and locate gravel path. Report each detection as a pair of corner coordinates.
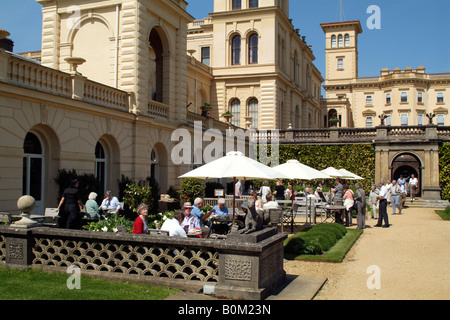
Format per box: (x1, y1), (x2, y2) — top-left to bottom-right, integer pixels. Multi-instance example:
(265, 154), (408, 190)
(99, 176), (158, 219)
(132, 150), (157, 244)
(284, 206), (450, 300)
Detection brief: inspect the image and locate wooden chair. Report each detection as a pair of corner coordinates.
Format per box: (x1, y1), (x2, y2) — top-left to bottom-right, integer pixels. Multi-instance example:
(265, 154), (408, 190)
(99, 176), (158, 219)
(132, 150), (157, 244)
(268, 208), (284, 233)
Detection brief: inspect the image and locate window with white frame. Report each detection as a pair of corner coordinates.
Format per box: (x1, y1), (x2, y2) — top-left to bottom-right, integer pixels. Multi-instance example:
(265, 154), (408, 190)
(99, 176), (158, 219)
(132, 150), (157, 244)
(201, 47), (210, 66)
(437, 92), (444, 103)
(401, 113), (409, 126)
(231, 99), (241, 127)
(331, 35), (337, 48)
(366, 95), (373, 106)
(401, 92), (408, 103)
(418, 113), (424, 126)
(338, 35), (343, 48)
(418, 91), (423, 103)
(344, 34), (350, 47)
(386, 93), (391, 104)
(337, 58), (344, 70)
(437, 114), (445, 126)
(386, 114), (392, 126)
(366, 116), (374, 128)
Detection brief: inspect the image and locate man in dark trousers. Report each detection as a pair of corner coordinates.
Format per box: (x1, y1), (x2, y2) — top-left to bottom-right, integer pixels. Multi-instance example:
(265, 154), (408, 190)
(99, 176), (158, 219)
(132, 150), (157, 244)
(375, 180), (390, 228)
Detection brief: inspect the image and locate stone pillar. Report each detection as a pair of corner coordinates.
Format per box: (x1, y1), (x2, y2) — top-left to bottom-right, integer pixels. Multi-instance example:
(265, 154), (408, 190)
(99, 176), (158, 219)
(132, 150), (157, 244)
(215, 228), (287, 300)
(1, 227), (35, 269)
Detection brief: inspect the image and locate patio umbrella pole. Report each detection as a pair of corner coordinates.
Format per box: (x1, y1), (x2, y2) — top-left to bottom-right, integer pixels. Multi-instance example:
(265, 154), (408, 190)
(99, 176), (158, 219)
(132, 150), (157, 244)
(232, 177), (236, 227)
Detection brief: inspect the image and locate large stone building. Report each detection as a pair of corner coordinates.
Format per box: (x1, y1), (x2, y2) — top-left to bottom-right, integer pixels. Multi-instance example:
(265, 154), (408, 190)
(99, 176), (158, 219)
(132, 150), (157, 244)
(321, 20), (450, 129)
(0, 0), (325, 214)
(186, 0), (324, 130)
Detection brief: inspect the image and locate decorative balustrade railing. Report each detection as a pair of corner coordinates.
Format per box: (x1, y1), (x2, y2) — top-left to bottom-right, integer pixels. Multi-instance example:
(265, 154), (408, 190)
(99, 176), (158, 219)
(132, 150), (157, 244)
(7, 55), (72, 97)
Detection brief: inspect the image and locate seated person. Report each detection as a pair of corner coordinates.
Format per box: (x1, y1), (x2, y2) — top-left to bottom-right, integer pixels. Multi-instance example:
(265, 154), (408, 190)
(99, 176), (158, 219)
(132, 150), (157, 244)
(132, 204), (149, 235)
(262, 193), (281, 212)
(209, 198), (230, 235)
(85, 192), (100, 220)
(100, 191), (121, 215)
(161, 210), (187, 238)
(180, 202), (201, 231)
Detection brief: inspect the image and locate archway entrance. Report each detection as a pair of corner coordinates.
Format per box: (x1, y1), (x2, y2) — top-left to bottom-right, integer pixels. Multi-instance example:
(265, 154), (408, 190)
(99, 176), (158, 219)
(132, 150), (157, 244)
(23, 132), (45, 215)
(392, 153), (422, 197)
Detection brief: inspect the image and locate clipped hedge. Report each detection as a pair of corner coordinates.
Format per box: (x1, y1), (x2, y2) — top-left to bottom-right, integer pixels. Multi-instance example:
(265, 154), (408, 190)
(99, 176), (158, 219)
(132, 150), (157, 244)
(257, 144), (376, 193)
(439, 143), (450, 201)
(284, 223), (348, 256)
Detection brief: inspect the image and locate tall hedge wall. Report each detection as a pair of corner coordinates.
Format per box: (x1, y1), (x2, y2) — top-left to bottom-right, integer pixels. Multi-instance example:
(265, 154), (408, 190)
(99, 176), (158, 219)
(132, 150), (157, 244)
(439, 143), (450, 201)
(258, 144), (376, 192)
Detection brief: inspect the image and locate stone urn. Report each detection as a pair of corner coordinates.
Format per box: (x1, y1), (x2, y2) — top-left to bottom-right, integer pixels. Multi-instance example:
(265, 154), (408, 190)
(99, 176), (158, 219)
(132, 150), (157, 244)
(13, 195), (41, 229)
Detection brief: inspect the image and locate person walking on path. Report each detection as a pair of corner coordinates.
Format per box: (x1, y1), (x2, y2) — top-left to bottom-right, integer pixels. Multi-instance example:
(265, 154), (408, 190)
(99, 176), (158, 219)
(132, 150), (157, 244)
(355, 183), (366, 229)
(368, 184), (379, 219)
(409, 174), (419, 202)
(376, 180), (390, 228)
(390, 180), (402, 215)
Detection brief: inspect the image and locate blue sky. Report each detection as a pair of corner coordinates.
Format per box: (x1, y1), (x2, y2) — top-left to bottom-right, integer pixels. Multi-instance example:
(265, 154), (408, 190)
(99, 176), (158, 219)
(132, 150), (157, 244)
(2, 0), (450, 78)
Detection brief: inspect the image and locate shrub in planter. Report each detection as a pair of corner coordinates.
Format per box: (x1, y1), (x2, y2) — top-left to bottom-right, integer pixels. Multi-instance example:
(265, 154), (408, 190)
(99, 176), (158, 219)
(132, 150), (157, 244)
(179, 178), (205, 204)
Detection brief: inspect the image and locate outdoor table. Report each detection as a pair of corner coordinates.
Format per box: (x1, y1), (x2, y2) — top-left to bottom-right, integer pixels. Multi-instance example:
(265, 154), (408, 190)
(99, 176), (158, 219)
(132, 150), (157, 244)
(319, 204), (346, 223)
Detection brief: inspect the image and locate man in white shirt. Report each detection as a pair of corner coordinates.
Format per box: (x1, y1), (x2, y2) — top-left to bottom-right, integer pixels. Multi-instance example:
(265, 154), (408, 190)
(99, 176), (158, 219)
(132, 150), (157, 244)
(409, 174), (419, 202)
(161, 210), (187, 238)
(376, 180), (390, 228)
(100, 191), (121, 215)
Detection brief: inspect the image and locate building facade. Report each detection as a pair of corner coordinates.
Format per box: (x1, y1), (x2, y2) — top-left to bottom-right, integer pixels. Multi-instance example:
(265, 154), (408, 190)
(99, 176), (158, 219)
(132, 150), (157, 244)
(187, 0), (324, 130)
(321, 20), (450, 129)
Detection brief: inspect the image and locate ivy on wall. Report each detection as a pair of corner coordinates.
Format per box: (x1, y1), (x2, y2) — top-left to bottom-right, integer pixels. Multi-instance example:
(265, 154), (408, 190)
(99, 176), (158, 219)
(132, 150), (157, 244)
(258, 144), (376, 192)
(439, 143), (450, 201)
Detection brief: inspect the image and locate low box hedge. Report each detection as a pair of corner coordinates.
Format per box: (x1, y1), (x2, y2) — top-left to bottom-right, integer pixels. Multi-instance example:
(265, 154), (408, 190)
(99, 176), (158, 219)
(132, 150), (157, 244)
(284, 223), (348, 256)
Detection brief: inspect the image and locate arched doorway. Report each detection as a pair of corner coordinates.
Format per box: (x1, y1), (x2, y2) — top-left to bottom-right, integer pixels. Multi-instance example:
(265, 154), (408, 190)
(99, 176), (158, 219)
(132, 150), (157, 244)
(23, 132), (45, 215)
(392, 153), (422, 197)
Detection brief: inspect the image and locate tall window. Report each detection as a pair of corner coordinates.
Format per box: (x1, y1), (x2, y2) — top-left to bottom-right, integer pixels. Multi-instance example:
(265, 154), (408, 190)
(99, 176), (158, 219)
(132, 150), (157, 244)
(23, 132), (44, 203)
(401, 114), (409, 126)
(418, 91), (423, 103)
(232, 35), (241, 65)
(386, 93), (391, 104)
(337, 58), (344, 70)
(437, 92), (444, 103)
(232, 0), (241, 10)
(401, 92), (408, 103)
(338, 34), (343, 48)
(344, 34), (350, 47)
(231, 99), (241, 127)
(331, 35), (337, 48)
(366, 116), (374, 128)
(366, 95), (373, 106)
(437, 114), (445, 126)
(249, 0), (258, 8)
(418, 114), (424, 126)
(248, 34), (258, 64)
(248, 98), (258, 129)
(201, 47), (210, 66)
(95, 142), (106, 194)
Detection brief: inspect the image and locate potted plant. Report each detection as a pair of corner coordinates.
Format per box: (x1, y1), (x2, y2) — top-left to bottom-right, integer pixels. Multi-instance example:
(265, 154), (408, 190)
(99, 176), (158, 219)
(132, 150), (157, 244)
(200, 103), (212, 117)
(221, 111), (233, 123)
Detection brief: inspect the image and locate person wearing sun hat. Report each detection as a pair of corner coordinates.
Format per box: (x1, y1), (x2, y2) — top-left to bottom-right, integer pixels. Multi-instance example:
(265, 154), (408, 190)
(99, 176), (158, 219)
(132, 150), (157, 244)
(180, 202), (200, 230)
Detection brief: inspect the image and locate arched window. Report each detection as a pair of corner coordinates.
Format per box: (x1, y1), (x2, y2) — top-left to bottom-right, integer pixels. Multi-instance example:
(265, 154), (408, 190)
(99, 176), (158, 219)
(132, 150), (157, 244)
(338, 34), (343, 48)
(344, 34), (350, 47)
(331, 35), (337, 48)
(248, 98), (259, 129)
(248, 34), (258, 64)
(232, 35), (241, 65)
(95, 142), (106, 194)
(231, 99), (241, 127)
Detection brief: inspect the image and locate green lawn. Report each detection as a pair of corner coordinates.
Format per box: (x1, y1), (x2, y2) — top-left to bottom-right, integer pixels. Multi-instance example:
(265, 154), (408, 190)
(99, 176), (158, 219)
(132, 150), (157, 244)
(285, 228), (364, 263)
(435, 207), (450, 220)
(0, 266), (178, 300)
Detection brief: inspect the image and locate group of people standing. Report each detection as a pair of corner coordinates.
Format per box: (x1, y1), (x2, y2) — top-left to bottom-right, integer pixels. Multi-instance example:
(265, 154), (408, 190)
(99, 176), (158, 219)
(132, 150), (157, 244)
(332, 174), (419, 230)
